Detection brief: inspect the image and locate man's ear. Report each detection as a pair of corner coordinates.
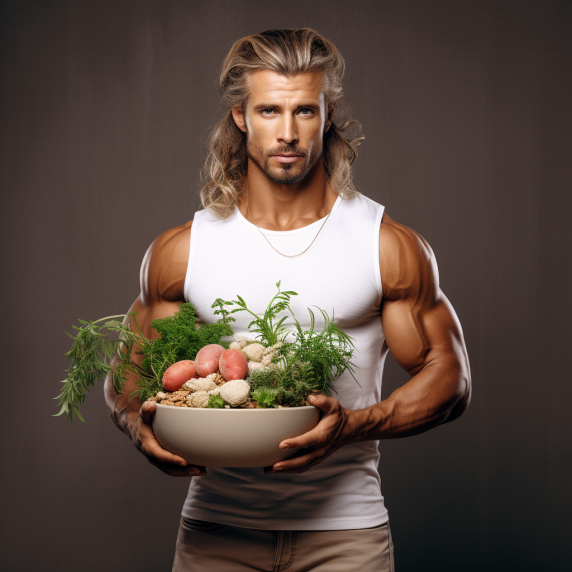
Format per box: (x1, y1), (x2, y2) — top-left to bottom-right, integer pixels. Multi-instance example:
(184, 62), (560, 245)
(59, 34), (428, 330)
(232, 105), (247, 133)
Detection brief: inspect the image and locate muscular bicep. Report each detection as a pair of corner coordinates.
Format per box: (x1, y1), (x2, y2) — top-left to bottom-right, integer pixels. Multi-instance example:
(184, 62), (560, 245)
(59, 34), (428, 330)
(140, 223), (191, 307)
(130, 224), (191, 345)
(104, 223), (190, 403)
(382, 291), (467, 378)
(380, 216), (469, 379)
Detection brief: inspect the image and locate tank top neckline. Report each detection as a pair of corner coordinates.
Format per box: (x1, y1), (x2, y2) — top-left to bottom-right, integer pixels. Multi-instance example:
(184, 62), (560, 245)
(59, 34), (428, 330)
(233, 195), (343, 236)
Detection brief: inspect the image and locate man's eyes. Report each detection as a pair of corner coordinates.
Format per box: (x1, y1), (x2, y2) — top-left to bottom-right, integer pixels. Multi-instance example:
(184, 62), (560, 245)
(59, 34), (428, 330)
(260, 108), (315, 116)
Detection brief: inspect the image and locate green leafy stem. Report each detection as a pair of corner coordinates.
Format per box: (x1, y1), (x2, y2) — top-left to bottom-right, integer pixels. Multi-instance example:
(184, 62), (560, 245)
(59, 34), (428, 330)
(54, 313), (151, 423)
(226, 280), (298, 346)
(55, 303), (233, 422)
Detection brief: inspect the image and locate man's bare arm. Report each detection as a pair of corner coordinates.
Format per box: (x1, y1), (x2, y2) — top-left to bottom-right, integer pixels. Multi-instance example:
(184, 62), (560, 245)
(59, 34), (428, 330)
(354, 214), (471, 440)
(103, 221), (205, 477)
(266, 214), (471, 473)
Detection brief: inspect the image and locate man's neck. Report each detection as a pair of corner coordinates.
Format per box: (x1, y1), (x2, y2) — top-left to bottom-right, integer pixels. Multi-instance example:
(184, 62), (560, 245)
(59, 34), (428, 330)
(237, 158), (338, 232)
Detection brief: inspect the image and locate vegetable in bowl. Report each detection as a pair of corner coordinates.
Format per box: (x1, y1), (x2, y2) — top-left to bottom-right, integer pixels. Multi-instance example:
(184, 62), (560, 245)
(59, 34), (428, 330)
(55, 281), (356, 421)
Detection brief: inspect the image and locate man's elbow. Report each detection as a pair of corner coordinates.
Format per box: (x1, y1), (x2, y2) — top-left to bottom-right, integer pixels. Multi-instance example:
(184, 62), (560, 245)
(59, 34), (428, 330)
(104, 372), (121, 426)
(103, 359), (127, 430)
(447, 372), (471, 423)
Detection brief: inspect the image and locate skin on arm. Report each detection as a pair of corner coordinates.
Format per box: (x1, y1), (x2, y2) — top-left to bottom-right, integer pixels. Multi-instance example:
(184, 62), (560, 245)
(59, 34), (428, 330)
(266, 214), (471, 473)
(369, 215), (471, 436)
(103, 221), (206, 477)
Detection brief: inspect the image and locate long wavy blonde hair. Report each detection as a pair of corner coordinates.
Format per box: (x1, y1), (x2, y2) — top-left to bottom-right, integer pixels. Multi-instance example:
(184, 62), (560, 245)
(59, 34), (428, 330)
(200, 28), (364, 219)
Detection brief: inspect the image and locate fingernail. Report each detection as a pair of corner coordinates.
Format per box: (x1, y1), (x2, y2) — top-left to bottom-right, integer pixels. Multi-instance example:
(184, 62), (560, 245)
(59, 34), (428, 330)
(280, 444), (289, 450)
(274, 466), (283, 471)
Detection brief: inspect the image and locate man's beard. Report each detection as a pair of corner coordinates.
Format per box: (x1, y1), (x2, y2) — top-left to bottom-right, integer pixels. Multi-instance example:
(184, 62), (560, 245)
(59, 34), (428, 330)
(246, 140), (323, 185)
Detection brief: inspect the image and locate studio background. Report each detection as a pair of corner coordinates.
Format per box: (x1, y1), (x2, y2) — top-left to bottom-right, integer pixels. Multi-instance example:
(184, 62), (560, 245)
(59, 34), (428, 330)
(1, 1), (570, 571)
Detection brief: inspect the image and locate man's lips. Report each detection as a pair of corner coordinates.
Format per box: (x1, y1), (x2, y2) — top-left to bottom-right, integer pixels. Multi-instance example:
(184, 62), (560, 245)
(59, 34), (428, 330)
(272, 155), (303, 163)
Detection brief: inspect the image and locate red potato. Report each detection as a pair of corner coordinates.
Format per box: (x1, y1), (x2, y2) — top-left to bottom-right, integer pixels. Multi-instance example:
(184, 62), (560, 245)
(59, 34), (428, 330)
(162, 360), (196, 392)
(219, 349), (249, 381)
(194, 344), (226, 377)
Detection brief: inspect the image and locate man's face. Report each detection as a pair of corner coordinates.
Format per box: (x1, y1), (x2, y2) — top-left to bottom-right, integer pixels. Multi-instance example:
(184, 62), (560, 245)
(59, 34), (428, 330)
(232, 70), (332, 185)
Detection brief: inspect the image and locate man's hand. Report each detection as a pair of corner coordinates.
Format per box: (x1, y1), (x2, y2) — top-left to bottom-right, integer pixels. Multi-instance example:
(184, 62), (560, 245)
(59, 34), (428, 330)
(264, 394), (356, 475)
(131, 400), (207, 477)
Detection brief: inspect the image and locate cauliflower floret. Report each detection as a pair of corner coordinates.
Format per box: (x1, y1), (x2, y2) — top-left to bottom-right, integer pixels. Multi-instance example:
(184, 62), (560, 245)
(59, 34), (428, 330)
(231, 335), (251, 350)
(219, 379), (250, 407)
(208, 387), (221, 396)
(256, 342), (282, 365)
(187, 391), (210, 408)
(263, 341), (283, 356)
(242, 343), (265, 361)
(156, 391), (167, 400)
(248, 361), (266, 373)
(186, 378), (217, 392)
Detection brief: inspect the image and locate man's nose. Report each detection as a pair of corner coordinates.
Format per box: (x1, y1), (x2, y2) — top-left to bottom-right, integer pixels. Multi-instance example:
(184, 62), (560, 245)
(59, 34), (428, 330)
(277, 115), (298, 145)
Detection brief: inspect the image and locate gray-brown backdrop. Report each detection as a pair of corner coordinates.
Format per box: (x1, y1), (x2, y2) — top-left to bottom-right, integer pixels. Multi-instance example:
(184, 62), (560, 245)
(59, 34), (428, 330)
(1, 1), (570, 571)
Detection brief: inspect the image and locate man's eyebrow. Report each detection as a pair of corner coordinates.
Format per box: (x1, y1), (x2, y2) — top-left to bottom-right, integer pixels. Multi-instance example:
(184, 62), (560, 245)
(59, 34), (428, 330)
(253, 103), (321, 111)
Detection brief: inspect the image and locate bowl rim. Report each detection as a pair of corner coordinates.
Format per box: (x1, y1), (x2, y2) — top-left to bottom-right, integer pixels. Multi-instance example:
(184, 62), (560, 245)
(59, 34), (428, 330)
(154, 403), (317, 412)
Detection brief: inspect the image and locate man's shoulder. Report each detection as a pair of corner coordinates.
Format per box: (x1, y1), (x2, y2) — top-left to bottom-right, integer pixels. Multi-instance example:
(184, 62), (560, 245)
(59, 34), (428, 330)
(148, 220), (193, 263)
(379, 214), (431, 254)
(379, 214), (437, 301)
(141, 221), (193, 303)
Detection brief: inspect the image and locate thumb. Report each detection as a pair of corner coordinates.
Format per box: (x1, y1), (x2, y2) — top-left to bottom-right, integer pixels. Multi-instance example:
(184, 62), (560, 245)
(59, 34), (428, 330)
(307, 393), (330, 409)
(140, 400), (157, 425)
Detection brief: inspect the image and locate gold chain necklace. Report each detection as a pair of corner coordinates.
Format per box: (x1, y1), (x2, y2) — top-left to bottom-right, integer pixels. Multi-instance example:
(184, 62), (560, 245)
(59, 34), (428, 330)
(246, 190), (334, 258)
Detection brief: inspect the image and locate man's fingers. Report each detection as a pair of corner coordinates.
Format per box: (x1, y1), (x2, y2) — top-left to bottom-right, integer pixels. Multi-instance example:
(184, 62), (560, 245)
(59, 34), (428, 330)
(279, 428), (321, 450)
(307, 393), (328, 407)
(146, 456), (207, 477)
(142, 436), (186, 465)
(138, 404), (183, 461)
(265, 446), (330, 474)
(279, 411), (337, 449)
(143, 439), (206, 476)
(135, 405), (206, 476)
(308, 393), (339, 414)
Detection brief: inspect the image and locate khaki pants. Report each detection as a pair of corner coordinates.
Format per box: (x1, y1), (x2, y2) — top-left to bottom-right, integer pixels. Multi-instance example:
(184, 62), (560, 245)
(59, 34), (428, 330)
(172, 517), (395, 572)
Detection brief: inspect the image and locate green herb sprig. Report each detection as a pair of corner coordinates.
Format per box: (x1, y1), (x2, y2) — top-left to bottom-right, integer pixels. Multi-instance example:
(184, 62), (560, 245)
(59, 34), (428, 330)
(56, 303), (233, 422)
(283, 306), (358, 396)
(222, 283), (357, 408)
(226, 281), (298, 346)
(211, 298), (236, 325)
(54, 314), (150, 422)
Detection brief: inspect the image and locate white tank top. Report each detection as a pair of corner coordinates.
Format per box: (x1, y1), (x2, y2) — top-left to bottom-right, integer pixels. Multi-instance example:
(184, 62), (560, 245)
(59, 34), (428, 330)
(181, 193), (388, 530)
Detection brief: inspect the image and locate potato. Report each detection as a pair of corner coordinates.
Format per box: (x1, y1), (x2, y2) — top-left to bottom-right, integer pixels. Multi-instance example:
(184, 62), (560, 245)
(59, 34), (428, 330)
(219, 349), (249, 381)
(194, 344), (226, 377)
(162, 360), (196, 392)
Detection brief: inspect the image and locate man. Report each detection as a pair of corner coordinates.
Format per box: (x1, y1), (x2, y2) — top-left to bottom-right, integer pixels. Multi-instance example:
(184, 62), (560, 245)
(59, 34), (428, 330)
(104, 28), (471, 571)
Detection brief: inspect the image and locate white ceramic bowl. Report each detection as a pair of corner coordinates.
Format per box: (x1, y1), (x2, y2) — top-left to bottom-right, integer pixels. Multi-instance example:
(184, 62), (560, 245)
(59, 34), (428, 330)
(152, 404), (320, 468)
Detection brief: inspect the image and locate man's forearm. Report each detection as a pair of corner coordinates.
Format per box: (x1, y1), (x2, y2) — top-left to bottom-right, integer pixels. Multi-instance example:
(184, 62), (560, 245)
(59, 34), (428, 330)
(347, 361), (470, 442)
(103, 366), (142, 440)
(109, 392), (141, 438)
